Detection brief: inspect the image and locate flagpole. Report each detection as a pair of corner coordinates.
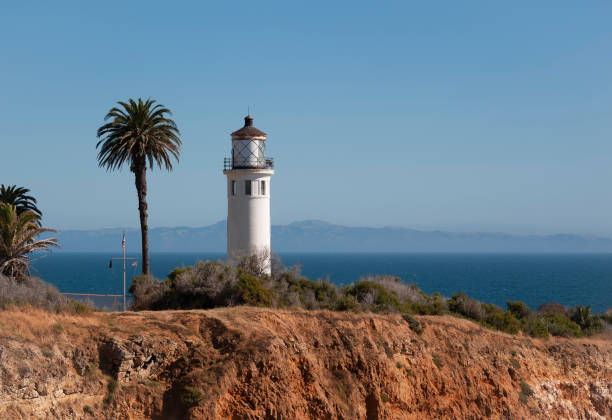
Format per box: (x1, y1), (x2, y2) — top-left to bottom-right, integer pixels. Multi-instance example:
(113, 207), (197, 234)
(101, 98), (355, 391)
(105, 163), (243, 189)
(109, 233), (136, 312)
(122, 229), (126, 311)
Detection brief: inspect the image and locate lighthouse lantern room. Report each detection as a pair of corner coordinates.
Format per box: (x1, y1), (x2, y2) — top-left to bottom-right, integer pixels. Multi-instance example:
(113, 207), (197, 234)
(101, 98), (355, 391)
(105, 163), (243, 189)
(223, 115), (274, 273)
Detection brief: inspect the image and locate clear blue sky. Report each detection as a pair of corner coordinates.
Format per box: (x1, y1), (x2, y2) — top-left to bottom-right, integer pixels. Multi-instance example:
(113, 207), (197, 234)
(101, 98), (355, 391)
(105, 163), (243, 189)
(1, 1), (611, 235)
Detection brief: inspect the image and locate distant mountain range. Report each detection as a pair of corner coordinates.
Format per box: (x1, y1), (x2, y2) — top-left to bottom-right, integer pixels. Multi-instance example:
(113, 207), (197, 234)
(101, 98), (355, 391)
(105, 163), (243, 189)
(54, 220), (612, 253)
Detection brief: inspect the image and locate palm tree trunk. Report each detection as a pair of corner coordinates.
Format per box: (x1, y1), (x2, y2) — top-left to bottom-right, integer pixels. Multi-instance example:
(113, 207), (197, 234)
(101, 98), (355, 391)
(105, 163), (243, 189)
(134, 162), (150, 275)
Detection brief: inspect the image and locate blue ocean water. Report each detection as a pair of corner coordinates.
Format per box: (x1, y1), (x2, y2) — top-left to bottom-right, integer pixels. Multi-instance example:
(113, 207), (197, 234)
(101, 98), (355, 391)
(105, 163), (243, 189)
(31, 252), (612, 313)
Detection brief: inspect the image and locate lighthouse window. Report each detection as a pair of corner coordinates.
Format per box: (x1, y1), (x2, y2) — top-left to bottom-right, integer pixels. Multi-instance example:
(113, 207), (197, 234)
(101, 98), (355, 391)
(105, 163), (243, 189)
(231, 181), (237, 196)
(245, 180), (252, 195)
(260, 180), (266, 196)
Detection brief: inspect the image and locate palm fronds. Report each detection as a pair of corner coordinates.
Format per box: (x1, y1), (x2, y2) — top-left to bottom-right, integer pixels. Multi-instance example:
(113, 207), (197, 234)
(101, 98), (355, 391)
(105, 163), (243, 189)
(0, 185), (42, 217)
(96, 98), (181, 172)
(0, 203), (58, 281)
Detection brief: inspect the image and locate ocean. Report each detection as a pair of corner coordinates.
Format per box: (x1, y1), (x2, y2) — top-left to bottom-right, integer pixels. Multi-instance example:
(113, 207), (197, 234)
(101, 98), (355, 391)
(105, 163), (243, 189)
(31, 252), (611, 313)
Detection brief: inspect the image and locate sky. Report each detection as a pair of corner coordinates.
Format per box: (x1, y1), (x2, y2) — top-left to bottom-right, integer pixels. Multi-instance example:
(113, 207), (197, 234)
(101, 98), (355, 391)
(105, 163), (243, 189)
(1, 1), (612, 236)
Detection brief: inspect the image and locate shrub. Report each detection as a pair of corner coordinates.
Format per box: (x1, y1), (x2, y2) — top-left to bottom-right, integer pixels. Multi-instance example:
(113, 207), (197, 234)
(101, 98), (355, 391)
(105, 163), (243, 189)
(485, 308), (521, 334)
(234, 274), (273, 307)
(277, 273), (339, 310)
(360, 275), (427, 304)
(518, 380), (533, 404)
(510, 358), (520, 370)
(448, 291), (485, 321)
(507, 301), (530, 319)
(413, 292), (446, 315)
(343, 280), (401, 311)
(380, 392), (389, 403)
(569, 305), (604, 335)
(403, 313), (424, 335)
(68, 299), (92, 315)
(537, 302), (566, 316)
(336, 295), (359, 311)
(521, 314), (548, 338)
(544, 314), (581, 337)
(125, 257), (605, 341)
(103, 379), (118, 405)
(432, 353), (443, 369)
(180, 385), (203, 407)
(129, 275), (169, 310)
(0, 274), (68, 312)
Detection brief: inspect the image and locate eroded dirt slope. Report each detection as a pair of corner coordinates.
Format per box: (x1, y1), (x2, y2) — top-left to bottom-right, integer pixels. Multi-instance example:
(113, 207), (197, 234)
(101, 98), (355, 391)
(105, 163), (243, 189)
(0, 307), (610, 419)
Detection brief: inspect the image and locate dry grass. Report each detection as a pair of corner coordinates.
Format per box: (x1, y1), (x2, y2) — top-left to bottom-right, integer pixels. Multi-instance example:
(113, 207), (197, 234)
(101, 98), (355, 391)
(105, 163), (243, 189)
(0, 307), (102, 347)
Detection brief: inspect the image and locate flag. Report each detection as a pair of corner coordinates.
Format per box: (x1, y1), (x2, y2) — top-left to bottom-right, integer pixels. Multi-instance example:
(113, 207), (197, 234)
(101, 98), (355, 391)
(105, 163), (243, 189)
(131, 261), (137, 267)
(121, 233), (125, 253)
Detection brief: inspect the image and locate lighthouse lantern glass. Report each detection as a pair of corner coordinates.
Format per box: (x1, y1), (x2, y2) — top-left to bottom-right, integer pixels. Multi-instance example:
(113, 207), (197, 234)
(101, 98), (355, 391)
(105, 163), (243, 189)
(232, 139), (266, 168)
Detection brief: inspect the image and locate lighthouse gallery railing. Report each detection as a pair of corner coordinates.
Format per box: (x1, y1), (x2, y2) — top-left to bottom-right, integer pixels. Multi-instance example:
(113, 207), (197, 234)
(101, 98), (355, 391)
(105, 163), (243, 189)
(224, 157), (274, 170)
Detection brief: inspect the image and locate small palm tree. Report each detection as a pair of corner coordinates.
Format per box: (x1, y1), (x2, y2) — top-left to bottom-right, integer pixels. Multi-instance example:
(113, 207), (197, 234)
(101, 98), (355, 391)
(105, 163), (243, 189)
(96, 98), (181, 275)
(0, 185), (42, 217)
(0, 203), (58, 281)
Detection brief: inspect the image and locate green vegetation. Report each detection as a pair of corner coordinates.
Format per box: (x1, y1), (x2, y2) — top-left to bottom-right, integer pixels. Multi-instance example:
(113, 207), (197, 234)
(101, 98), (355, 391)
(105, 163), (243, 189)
(402, 313), (424, 335)
(180, 385), (204, 406)
(128, 258), (607, 339)
(103, 379), (118, 405)
(140, 380), (160, 387)
(432, 353), (444, 370)
(0, 188), (90, 313)
(518, 380), (534, 405)
(380, 392), (389, 403)
(0, 203), (58, 281)
(0, 185), (42, 218)
(96, 98), (182, 275)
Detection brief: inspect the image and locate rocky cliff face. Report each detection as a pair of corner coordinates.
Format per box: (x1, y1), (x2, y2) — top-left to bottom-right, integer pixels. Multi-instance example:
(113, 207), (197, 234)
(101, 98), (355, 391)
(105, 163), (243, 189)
(0, 307), (610, 419)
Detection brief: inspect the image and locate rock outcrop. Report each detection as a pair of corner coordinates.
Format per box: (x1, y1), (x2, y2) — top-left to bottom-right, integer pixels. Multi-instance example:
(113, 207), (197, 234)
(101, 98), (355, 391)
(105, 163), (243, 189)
(0, 307), (610, 419)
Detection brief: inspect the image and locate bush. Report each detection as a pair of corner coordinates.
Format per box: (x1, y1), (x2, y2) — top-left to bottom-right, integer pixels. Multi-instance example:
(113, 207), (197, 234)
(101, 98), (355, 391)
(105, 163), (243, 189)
(103, 379), (118, 405)
(448, 291), (485, 321)
(507, 301), (529, 319)
(432, 353), (443, 369)
(180, 385), (203, 407)
(544, 313), (581, 337)
(413, 292), (446, 315)
(125, 258), (606, 340)
(403, 313), (424, 335)
(518, 380), (533, 404)
(129, 275), (169, 310)
(343, 280), (402, 312)
(538, 302), (566, 316)
(521, 314), (548, 338)
(0, 274), (90, 313)
(485, 307), (521, 334)
(234, 274), (273, 307)
(569, 306), (604, 335)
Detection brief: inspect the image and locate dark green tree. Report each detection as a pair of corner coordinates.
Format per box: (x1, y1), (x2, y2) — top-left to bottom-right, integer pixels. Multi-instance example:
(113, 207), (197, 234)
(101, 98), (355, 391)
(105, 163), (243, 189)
(96, 98), (181, 275)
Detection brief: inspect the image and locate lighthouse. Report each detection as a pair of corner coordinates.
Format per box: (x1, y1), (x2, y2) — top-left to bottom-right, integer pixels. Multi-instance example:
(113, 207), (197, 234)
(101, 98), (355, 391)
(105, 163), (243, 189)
(223, 115), (274, 273)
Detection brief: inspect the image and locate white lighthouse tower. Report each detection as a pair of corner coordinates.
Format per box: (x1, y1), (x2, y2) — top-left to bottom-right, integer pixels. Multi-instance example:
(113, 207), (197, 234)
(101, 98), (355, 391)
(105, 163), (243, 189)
(223, 115), (274, 273)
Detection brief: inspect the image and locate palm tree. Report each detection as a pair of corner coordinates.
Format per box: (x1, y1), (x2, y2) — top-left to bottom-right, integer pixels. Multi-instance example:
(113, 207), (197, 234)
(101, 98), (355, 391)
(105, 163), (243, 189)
(96, 98), (181, 275)
(0, 203), (58, 281)
(0, 185), (42, 217)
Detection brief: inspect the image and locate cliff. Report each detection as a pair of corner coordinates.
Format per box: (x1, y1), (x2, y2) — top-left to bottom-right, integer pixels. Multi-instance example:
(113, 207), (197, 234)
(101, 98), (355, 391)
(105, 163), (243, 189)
(0, 307), (610, 419)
